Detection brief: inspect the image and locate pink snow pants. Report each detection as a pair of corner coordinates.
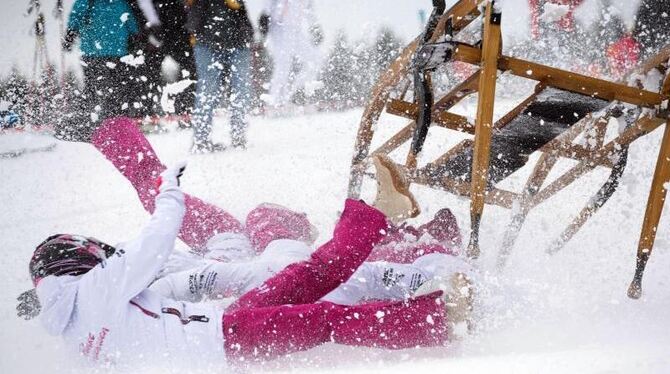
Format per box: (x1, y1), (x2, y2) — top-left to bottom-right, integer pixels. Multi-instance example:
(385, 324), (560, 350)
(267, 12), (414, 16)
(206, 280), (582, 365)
(222, 199), (448, 361)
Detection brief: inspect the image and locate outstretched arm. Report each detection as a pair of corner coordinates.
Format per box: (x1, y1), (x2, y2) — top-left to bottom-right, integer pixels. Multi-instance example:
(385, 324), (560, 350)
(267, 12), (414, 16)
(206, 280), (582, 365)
(151, 239), (314, 301)
(150, 261), (251, 302)
(78, 163), (187, 304)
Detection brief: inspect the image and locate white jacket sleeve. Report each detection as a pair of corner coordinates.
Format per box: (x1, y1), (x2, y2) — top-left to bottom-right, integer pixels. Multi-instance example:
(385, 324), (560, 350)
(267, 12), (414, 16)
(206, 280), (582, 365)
(149, 261), (255, 302)
(77, 186), (185, 305)
(150, 239), (313, 301)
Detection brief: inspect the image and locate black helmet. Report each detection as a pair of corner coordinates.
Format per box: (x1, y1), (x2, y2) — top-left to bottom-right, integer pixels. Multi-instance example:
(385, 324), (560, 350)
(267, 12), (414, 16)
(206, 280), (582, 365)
(29, 234), (116, 285)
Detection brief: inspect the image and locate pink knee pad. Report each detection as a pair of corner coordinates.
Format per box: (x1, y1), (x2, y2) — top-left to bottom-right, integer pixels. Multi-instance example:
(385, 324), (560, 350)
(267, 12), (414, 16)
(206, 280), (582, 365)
(245, 203), (318, 252)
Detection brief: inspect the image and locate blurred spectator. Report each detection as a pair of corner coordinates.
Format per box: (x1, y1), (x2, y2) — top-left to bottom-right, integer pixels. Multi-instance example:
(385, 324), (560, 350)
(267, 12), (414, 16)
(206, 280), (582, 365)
(606, 0), (670, 78)
(0, 101), (22, 130)
(632, 0), (670, 59)
(59, 0), (139, 141)
(261, 0), (323, 109)
(129, 1), (197, 126)
(186, 0), (253, 152)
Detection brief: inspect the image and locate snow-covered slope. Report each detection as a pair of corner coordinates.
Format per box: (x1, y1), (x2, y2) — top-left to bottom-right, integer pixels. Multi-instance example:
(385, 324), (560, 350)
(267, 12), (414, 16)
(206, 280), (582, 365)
(1, 108), (669, 373)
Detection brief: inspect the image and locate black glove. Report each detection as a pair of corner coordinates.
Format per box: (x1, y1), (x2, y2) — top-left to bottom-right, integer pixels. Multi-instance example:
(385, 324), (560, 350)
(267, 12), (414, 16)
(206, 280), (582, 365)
(17, 289), (41, 320)
(62, 28), (78, 52)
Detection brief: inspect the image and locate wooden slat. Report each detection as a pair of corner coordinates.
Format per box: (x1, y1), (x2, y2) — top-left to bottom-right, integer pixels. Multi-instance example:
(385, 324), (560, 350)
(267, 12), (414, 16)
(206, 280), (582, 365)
(387, 99), (474, 133)
(434, 71), (481, 111)
(452, 44), (666, 108)
(529, 162), (593, 208)
(633, 44), (670, 77)
(412, 172), (518, 209)
(371, 122), (415, 156)
(493, 83), (545, 130)
(531, 115), (665, 208)
(590, 116), (666, 165)
(550, 144), (613, 167)
(422, 139), (474, 172)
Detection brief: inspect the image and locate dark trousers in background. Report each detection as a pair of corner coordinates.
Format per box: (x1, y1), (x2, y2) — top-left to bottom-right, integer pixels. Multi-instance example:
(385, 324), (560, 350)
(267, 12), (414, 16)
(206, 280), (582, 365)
(81, 57), (136, 119)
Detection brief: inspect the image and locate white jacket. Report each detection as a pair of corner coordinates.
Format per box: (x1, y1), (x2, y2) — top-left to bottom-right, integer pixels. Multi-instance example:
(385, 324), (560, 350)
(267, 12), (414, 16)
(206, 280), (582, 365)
(36, 186), (226, 368)
(150, 239), (312, 302)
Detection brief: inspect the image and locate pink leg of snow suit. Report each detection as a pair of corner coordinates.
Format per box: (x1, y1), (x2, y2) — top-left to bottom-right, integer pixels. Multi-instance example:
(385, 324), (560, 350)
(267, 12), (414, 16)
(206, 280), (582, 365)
(223, 199), (449, 361)
(91, 117), (244, 250)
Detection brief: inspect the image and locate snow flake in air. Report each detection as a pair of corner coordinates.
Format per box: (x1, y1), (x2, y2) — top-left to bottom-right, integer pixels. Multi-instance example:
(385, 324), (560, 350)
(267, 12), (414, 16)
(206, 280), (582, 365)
(120, 54), (145, 67)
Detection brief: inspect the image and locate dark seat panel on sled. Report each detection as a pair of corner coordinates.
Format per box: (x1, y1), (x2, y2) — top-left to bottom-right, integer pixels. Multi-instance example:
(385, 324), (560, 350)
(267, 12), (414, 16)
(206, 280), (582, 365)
(426, 88), (609, 186)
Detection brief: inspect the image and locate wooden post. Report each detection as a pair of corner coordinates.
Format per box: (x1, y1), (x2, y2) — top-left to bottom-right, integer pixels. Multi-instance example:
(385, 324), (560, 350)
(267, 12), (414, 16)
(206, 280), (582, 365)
(466, 2), (502, 259)
(628, 119), (670, 299)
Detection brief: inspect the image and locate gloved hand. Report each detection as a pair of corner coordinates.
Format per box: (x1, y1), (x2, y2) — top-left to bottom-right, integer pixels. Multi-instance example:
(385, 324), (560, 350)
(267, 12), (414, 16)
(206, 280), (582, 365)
(156, 161), (187, 192)
(62, 29), (78, 52)
(17, 289), (41, 320)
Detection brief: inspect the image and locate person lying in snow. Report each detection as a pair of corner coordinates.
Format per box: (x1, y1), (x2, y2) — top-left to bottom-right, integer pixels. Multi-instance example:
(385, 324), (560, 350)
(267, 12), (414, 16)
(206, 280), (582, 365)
(19, 155), (474, 368)
(52, 116), (474, 306)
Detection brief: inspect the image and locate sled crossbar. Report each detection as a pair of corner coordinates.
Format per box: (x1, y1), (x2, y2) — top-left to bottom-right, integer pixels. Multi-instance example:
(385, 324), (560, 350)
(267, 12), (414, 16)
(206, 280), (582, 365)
(451, 44), (666, 108)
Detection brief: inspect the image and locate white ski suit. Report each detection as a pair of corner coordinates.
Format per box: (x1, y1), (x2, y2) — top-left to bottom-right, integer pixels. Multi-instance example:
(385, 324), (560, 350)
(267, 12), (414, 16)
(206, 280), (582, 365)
(35, 182), (227, 368)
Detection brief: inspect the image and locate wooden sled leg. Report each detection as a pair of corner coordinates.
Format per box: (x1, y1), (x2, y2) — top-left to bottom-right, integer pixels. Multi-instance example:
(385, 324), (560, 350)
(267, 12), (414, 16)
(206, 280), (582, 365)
(467, 2), (502, 259)
(547, 146), (629, 254)
(497, 154), (558, 269)
(628, 120), (670, 299)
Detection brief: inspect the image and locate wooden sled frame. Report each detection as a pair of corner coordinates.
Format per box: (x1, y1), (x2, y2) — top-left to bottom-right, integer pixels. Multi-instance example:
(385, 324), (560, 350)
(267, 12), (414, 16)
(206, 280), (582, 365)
(347, 0), (670, 299)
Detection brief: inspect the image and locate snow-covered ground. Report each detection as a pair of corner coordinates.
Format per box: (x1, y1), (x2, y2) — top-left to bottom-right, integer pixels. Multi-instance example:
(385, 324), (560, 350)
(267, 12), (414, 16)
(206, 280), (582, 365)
(1, 105), (669, 373)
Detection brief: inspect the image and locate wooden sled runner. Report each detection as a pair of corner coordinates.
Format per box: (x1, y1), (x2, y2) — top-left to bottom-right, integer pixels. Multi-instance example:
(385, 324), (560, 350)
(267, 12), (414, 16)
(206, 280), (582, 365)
(347, 0), (670, 298)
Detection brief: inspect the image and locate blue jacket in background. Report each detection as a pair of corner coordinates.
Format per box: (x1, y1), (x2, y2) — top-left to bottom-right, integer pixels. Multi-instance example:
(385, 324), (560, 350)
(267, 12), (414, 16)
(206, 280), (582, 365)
(67, 0), (139, 58)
